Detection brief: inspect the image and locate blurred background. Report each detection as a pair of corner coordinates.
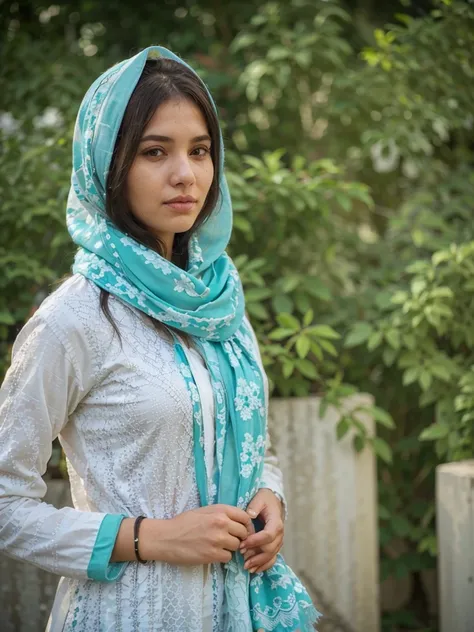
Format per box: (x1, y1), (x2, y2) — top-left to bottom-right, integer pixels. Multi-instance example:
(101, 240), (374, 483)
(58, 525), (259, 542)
(1, 1), (474, 631)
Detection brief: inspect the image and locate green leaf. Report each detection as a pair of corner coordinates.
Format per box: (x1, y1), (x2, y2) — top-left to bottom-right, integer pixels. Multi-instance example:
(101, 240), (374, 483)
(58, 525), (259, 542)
(282, 361), (295, 378)
(382, 347), (397, 366)
(296, 335), (311, 359)
(0, 310), (15, 325)
(411, 278), (427, 297)
(306, 325), (340, 340)
(368, 331), (383, 351)
(432, 250), (451, 266)
(277, 313), (300, 330)
(418, 535), (437, 556)
(385, 329), (401, 350)
(403, 367), (419, 386)
(297, 359), (318, 379)
(280, 277), (300, 293)
(391, 515), (412, 537)
(319, 398), (329, 419)
(419, 423), (449, 441)
(272, 294), (294, 314)
(370, 406), (396, 429)
(429, 363), (452, 382)
(335, 192), (352, 212)
(319, 339), (338, 356)
(294, 292), (311, 315)
(268, 327), (295, 341)
(246, 302), (268, 320)
(245, 287), (272, 302)
(306, 281), (331, 302)
(353, 434), (365, 452)
(303, 309), (314, 327)
(429, 287), (454, 299)
(372, 437), (392, 464)
(419, 370), (432, 391)
(392, 291), (408, 305)
(230, 32), (258, 52)
(375, 291), (394, 311)
(345, 322), (373, 348)
(310, 341), (323, 361)
(233, 215), (252, 234)
(336, 417), (350, 440)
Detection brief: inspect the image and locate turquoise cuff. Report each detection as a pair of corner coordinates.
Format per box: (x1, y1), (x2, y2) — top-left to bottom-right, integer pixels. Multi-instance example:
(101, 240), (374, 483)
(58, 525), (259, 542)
(87, 513), (128, 582)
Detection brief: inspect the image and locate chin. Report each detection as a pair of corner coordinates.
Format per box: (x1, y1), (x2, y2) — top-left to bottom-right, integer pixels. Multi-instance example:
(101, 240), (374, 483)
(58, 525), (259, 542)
(172, 210), (202, 228)
(171, 216), (198, 232)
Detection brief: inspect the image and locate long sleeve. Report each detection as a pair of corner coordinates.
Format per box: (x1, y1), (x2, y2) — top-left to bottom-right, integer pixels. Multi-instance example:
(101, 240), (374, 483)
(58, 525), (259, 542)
(260, 431), (286, 507)
(244, 317), (288, 517)
(0, 314), (127, 581)
(260, 402), (288, 520)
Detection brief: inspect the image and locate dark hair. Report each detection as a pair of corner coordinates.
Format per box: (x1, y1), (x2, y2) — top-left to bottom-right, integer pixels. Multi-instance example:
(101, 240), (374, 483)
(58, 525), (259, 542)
(100, 58), (222, 344)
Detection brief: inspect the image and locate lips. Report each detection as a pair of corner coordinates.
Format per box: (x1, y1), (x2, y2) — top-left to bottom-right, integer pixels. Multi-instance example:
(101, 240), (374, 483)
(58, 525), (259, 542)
(165, 200), (196, 212)
(164, 195), (197, 213)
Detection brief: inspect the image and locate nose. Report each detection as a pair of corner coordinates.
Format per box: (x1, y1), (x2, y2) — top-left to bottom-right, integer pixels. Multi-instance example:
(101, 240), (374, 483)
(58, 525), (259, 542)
(169, 154), (196, 188)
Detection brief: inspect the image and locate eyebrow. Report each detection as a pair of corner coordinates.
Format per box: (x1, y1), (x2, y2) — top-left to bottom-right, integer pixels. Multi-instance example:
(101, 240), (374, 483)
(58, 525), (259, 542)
(140, 134), (212, 144)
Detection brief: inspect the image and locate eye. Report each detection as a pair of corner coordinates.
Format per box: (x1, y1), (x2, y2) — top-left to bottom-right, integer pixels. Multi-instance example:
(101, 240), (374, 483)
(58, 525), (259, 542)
(143, 147), (164, 158)
(192, 146), (211, 157)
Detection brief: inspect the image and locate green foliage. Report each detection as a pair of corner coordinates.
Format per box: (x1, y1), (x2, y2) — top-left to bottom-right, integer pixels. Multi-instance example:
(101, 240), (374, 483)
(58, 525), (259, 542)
(346, 242), (474, 461)
(227, 148), (371, 394)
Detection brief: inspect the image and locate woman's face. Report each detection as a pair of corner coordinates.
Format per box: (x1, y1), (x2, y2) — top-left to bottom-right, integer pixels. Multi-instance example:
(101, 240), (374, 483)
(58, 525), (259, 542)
(126, 97), (214, 257)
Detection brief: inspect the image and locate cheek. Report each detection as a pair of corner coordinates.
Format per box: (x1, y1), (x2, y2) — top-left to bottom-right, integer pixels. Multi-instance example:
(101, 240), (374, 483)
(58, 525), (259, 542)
(201, 162), (214, 192)
(127, 164), (158, 208)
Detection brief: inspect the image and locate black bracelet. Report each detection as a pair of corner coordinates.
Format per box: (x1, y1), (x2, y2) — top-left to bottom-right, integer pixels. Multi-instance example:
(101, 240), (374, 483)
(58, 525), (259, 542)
(134, 515), (147, 564)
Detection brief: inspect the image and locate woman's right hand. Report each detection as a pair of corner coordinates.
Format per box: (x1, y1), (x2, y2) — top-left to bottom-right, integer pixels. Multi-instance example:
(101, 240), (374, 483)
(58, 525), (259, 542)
(148, 504), (253, 566)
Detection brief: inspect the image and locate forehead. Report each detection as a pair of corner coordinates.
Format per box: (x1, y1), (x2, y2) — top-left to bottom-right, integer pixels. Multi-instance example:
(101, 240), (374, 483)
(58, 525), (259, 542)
(143, 98), (209, 135)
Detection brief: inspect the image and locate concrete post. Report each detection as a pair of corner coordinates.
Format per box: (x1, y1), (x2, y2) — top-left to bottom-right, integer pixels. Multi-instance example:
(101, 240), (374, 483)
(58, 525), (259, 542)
(436, 460), (474, 632)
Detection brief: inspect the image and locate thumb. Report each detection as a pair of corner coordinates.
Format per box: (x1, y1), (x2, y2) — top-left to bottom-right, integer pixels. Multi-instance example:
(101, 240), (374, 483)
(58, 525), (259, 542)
(246, 493), (266, 520)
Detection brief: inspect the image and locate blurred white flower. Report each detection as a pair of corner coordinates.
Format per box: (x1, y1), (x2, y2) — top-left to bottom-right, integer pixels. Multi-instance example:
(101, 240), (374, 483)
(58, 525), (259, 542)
(33, 107), (64, 129)
(402, 159), (420, 180)
(358, 223), (378, 244)
(432, 118), (449, 141)
(463, 115), (473, 130)
(0, 112), (19, 135)
(370, 139), (400, 173)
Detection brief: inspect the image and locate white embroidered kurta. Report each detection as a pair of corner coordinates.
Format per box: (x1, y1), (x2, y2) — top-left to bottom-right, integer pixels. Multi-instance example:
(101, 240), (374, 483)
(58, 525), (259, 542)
(0, 274), (286, 631)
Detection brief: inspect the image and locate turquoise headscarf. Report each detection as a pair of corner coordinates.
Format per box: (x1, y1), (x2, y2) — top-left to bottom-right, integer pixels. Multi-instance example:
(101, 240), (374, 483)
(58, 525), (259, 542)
(67, 45), (320, 631)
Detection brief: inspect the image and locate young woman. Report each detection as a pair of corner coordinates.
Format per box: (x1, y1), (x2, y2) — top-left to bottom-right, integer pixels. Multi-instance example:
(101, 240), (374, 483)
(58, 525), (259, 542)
(0, 46), (320, 631)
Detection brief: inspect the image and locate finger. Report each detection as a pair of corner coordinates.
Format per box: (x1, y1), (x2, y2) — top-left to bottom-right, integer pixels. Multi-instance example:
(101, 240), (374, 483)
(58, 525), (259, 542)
(243, 548), (259, 561)
(222, 534), (243, 552)
(253, 555), (278, 574)
(244, 551), (273, 570)
(243, 536), (282, 567)
(245, 494), (266, 521)
(204, 504), (253, 530)
(240, 528), (275, 550)
(247, 518), (256, 536)
(240, 524), (256, 553)
(245, 542), (281, 568)
(216, 549), (233, 564)
(240, 514), (283, 550)
(228, 520), (251, 541)
(220, 505), (253, 529)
